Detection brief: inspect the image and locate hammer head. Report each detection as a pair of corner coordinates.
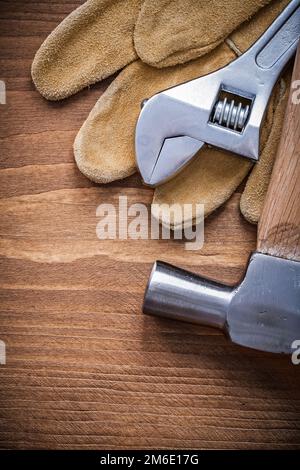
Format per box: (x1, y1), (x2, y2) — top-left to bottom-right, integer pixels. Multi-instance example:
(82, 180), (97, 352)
(143, 253), (300, 354)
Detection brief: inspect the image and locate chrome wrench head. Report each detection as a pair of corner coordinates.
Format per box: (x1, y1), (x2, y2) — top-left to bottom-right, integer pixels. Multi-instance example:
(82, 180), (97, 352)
(135, 0), (300, 186)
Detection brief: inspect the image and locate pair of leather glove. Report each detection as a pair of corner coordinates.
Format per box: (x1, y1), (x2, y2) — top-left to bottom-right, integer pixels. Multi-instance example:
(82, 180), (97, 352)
(32, 0), (291, 230)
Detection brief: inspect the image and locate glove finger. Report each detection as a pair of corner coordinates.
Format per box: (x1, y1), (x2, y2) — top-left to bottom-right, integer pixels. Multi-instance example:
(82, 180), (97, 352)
(32, 0), (143, 101)
(74, 44), (235, 183)
(134, 0), (274, 68)
(152, 150), (253, 231)
(240, 74), (290, 224)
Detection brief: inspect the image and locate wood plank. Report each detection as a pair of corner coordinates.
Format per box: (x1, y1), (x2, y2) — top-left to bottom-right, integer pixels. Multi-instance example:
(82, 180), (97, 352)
(0, 0), (299, 450)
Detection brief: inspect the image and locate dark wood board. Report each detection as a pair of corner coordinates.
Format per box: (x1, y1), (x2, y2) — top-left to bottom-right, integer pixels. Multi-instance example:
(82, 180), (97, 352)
(0, 0), (299, 450)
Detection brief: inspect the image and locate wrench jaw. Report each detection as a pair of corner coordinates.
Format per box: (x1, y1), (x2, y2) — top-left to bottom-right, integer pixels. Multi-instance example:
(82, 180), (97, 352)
(135, 93), (169, 185)
(135, 92), (204, 186)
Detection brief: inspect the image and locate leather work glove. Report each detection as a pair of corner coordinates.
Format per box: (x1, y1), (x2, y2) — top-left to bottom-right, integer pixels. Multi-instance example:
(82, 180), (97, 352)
(32, 0), (291, 228)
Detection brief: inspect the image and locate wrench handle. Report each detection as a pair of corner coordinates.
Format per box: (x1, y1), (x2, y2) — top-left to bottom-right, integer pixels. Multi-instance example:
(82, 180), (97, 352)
(257, 44), (300, 261)
(255, 2), (299, 73)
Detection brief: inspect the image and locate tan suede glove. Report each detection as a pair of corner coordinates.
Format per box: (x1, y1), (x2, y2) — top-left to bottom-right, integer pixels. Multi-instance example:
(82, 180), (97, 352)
(32, 0), (290, 227)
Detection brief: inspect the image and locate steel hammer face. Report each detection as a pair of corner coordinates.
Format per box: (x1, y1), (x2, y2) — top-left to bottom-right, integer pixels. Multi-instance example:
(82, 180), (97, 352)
(143, 253), (300, 354)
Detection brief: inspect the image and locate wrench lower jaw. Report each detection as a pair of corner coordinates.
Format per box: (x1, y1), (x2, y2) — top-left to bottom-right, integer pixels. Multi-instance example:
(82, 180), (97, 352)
(146, 136), (205, 186)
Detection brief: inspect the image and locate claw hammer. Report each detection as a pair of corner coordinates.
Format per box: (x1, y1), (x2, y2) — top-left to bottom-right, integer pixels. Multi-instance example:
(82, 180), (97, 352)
(143, 45), (300, 354)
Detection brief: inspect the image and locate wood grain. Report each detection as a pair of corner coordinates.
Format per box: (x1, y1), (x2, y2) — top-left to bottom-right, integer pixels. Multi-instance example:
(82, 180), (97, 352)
(258, 44), (300, 261)
(0, 0), (300, 450)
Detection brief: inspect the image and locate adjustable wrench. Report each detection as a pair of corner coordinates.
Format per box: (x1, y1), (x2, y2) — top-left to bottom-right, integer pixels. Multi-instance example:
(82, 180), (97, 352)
(135, 0), (300, 186)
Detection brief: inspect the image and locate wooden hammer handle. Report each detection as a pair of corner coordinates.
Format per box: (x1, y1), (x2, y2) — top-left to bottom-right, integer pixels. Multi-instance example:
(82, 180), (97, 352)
(257, 44), (300, 262)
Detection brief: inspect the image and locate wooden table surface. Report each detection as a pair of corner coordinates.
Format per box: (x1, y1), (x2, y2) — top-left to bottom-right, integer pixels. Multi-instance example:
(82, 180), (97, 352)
(0, 1), (299, 450)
